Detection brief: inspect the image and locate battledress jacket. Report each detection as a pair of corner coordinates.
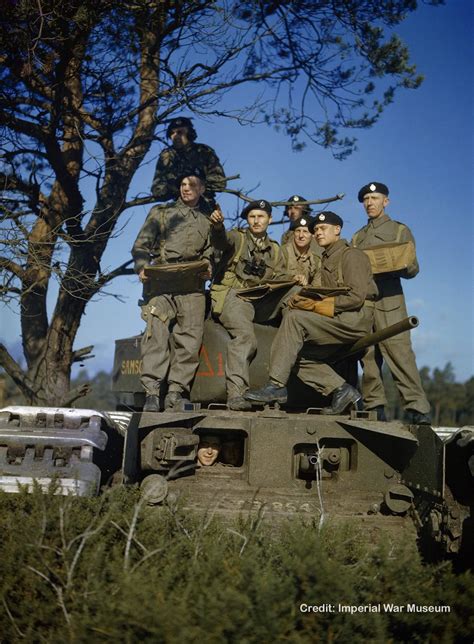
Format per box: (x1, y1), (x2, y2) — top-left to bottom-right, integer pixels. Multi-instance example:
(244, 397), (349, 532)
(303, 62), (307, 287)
(280, 241), (321, 286)
(151, 143), (226, 203)
(281, 228), (323, 257)
(320, 239), (378, 314)
(351, 213), (418, 318)
(132, 197), (214, 274)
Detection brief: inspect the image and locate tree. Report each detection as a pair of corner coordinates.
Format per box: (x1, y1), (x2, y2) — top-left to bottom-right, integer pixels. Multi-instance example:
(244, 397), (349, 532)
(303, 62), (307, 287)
(0, 0), (441, 405)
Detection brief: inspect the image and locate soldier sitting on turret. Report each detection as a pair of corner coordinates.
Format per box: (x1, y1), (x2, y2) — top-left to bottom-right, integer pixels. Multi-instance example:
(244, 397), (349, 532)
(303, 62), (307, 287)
(151, 116), (226, 207)
(281, 194), (322, 257)
(209, 200), (289, 411)
(245, 212), (378, 415)
(281, 215), (321, 287)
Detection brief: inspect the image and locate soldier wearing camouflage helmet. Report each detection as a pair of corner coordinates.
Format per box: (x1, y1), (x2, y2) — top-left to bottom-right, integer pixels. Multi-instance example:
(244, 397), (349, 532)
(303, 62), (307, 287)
(352, 181), (431, 424)
(151, 116), (226, 207)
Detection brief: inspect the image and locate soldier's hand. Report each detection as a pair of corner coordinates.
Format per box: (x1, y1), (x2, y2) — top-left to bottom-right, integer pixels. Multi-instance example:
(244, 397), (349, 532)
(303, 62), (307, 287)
(294, 274), (308, 286)
(139, 268), (149, 283)
(199, 260), (213, 280)
(209, 204), (225, 227)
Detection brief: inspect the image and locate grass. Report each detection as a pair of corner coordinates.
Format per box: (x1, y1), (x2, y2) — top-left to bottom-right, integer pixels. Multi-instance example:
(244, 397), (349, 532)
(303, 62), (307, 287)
(0, 485), (472, 642)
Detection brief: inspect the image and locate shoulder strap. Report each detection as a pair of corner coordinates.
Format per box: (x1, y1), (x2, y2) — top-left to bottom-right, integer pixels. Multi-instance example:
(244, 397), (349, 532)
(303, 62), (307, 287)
(271, 240), (280, 263)
(230, 230), (246, 268)
(336, 246), (351, 286)
(394, 221), (407, 243)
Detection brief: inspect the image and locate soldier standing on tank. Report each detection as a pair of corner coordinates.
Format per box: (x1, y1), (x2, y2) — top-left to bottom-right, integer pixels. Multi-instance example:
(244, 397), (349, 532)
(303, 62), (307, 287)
(245, 212), (378, 414)
(352, 182), (431, 424)
(281, 194), (322, 257)
(132, 170), (215, 412)
(281, 215), (321, 287)
(208, 200), (289, 411)
(151, 117), (226, 207)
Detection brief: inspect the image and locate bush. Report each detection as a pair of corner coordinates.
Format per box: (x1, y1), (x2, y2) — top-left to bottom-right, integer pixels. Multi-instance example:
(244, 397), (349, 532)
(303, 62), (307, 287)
(0, 486), (472, 642)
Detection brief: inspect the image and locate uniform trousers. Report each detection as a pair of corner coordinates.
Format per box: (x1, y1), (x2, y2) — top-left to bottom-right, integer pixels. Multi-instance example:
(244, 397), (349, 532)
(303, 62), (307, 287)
(270, 307), (373, 396)
(140, 292), (205, 396)
(361, 300), (430, 413)
(218, 289), (258, 399)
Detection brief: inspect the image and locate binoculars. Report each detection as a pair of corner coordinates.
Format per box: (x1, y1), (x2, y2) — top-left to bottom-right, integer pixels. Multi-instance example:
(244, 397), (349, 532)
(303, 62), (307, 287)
(242, 257), (267, 278)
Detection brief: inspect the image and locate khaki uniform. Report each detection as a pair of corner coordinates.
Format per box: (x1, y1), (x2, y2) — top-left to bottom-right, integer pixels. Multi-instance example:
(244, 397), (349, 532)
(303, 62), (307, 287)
(151, 143), (226, 204)
(269, 239), (377, 395)
(281, 228), (322, 256)
(352, 214), (430, 414)
(210, 228), (287, 399)
(280, 241), (321, 286)
(132, 198), (213, 396)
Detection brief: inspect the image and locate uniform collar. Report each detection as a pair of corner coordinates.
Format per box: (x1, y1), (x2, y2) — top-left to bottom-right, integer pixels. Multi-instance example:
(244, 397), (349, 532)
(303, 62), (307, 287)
(322, 238), (347, 258)
(368, 213), (391, 228)
(247, 230), (272, 251)
(291, 241), (311, 260)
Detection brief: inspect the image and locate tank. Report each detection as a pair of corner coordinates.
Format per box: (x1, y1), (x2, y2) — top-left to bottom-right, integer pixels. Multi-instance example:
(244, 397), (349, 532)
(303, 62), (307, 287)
(0, 317), (472, 567)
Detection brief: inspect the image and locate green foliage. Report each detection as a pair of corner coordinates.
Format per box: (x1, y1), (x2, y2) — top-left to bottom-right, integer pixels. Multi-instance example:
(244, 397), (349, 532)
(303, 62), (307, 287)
(0, 486), (472, 641)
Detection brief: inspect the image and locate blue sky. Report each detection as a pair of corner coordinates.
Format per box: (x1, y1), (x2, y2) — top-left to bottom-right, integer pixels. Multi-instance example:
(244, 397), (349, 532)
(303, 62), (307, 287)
(2, 0), (473, 381)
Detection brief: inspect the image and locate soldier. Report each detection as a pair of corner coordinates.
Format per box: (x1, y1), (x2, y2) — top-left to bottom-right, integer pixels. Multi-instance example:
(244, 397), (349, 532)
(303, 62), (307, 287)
(151, 116), (226, 206)
(352, 182), (431, 424)
(209, 200), (288, 411)
(281, 215), (321, 286)
(245, 212), (378, 414)
(197, 434), (222, 467)
(281, 194), (322, 257)
(132, 170), (214, 412)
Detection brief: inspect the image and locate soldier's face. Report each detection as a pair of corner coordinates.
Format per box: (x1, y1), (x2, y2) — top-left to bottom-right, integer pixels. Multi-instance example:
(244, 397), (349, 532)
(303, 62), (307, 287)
(363, 192), (389, 219)
(169, 126), (190, 148)
(314, 223), (341, 247)
(293, 226), (312, 252)
(287, 205), (304, 221)
(180, 176), (205, 206)
(247, 210), (272, 237)
(197, 438), (221, 466)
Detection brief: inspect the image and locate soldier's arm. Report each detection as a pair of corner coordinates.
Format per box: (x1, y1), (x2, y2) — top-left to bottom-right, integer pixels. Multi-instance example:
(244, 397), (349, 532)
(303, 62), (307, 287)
(131, 211), (160, 274)
(398, 223), (420, 279)
(209, 217), (238, 252)
(272, 245), (296, 281)
(334, 249), (373, 313)
(202, 145), (227, 192)
(151, 149), (178, 201)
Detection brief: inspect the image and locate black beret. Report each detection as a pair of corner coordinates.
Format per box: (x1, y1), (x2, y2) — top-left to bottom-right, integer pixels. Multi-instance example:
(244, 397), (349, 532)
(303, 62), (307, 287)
(240, 199), (272, 219)
(289, 216), (313, 231)
(178, 167), (206, 184)
(284, 194), (311, 216)
(358, 182), (389, 202)
(309, 211), (343, 231)
(167, 117), (193, 136)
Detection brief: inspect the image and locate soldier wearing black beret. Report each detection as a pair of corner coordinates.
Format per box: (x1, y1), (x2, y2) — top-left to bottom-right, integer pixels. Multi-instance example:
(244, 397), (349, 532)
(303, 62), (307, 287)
(151, 116), (226, 206)
(208, 199), (290, 411)
(281, 195), (321, 258)
(352, 182), (431, 424)
(246, 212), (378, 415)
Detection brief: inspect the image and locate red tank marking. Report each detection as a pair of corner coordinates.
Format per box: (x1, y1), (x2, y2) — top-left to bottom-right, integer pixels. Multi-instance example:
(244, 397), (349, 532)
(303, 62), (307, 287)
(197, 345), (215, 377)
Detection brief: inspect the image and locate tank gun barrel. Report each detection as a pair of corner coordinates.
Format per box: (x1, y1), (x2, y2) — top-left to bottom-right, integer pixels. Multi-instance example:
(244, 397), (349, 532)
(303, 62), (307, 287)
(328, 316), (419, 363)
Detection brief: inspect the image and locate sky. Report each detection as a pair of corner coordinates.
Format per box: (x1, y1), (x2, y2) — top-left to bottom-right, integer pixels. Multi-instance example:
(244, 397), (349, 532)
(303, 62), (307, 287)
(1, 0), (473, 382)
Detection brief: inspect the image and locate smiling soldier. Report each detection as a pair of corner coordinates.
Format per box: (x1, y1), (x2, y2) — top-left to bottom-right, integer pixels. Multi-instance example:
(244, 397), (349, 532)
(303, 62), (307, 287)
(209, 200), (287, 411)
(132, 170), (215, 412)
(246, 212), (378, 414)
